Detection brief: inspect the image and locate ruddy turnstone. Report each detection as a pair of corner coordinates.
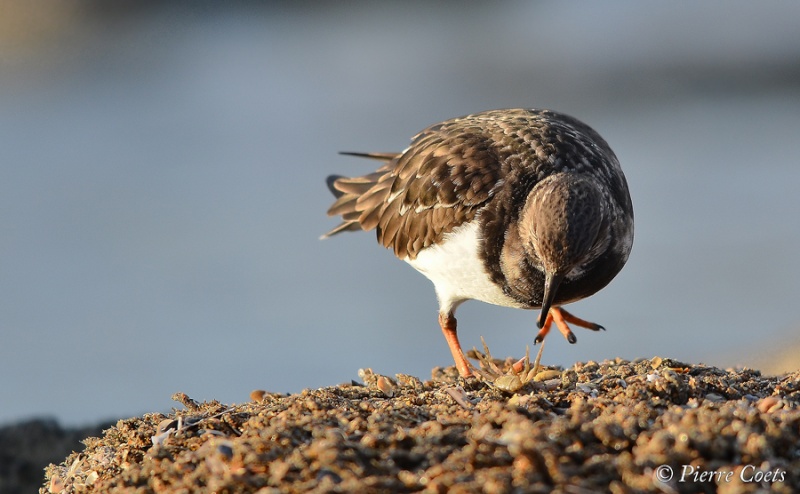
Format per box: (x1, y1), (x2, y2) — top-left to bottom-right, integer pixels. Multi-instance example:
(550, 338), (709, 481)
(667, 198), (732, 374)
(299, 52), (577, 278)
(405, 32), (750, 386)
(323, 109), (633, 377)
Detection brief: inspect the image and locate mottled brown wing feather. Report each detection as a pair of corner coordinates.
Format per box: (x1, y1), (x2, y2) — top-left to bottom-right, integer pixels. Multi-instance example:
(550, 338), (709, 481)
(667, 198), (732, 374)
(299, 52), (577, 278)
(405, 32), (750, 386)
(324, 121), (503, 259)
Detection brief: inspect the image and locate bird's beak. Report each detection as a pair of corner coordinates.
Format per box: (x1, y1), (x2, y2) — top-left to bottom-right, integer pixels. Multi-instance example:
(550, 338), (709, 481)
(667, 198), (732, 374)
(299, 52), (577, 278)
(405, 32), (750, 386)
(537, 272), (564, 328)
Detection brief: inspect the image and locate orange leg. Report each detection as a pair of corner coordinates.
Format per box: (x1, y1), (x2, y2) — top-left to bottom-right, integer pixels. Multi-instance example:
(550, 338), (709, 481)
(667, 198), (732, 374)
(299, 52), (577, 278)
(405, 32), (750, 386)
(534, 307), (604, 344)
(439, 313), (472, 378)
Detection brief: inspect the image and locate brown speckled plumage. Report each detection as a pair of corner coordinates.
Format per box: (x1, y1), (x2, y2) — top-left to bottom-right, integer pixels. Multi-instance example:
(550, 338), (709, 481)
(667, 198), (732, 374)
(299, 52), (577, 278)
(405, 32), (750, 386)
(324, 109), (634, 377)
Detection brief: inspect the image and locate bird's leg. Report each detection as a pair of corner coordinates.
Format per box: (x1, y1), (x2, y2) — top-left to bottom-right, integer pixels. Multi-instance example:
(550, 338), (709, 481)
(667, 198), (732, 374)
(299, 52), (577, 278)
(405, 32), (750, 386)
(439, 312), (472, 378)
(534, 307), (604, 344)
(534, 310), (558, 344)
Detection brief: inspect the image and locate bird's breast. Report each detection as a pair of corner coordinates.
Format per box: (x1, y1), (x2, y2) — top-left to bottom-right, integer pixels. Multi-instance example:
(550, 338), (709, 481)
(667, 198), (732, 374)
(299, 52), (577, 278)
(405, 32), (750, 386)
(405, 221), (529, 312)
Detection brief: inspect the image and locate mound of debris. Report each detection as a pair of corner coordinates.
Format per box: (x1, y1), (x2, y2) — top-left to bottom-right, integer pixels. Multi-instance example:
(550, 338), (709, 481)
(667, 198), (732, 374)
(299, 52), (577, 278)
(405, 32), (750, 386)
(41, 357), (800, 493)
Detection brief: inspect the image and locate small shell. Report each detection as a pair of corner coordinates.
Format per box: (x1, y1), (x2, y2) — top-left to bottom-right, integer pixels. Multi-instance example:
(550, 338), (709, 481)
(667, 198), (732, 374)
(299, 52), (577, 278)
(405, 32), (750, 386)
(48, 475), (64, 493)
(85, 471), (99, 485)
(444, 386), (474, 410)
(157, 418), (179, 434)
(376, 376), (395, 397)
(250, 389), (267, 402)
(152, 418), (180, 445)
(534, 370), (561, 382)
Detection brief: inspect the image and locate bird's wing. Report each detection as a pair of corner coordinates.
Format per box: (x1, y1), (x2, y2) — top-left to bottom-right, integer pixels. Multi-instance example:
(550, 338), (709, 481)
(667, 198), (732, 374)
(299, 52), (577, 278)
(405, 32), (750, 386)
(325, 119), (505, 259)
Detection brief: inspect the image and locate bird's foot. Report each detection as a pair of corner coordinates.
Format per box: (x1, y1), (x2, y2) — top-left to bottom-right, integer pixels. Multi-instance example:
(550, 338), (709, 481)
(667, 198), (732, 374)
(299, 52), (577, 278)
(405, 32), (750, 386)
(534, 307), (604, 344)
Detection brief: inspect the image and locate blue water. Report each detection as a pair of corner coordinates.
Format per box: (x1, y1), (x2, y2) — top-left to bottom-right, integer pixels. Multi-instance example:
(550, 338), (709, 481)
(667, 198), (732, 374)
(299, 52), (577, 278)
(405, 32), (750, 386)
(1, 2), (799, 425)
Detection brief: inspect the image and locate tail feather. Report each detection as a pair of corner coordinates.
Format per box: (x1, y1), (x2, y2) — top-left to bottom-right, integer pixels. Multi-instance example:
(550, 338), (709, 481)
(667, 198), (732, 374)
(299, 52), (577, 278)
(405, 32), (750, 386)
(319, 221), (362, 239)
(325, 175), (345, 198)
(322, 151), (399, 239)
(338, 151), (397, 161)
(327, 194), (359, 217)
(332, 172), (384, 196)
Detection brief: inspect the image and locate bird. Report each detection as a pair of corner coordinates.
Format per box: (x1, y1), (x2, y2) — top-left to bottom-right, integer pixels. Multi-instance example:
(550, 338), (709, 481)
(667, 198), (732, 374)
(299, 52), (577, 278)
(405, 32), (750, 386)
(322, 108), (633, 378)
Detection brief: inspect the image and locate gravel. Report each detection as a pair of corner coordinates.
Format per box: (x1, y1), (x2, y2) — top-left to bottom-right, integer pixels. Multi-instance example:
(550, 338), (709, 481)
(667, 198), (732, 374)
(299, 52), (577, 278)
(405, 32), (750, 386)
(40, 356), (800, 493)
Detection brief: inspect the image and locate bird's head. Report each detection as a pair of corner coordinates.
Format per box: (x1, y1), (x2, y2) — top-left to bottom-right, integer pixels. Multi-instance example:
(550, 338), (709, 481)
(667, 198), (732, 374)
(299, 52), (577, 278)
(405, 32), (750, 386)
(520, 173), (606, 328)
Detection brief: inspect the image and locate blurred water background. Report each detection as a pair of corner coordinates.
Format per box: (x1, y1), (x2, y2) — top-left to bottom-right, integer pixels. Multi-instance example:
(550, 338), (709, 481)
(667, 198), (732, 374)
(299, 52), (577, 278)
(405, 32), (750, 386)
(2, 1), (799, 426)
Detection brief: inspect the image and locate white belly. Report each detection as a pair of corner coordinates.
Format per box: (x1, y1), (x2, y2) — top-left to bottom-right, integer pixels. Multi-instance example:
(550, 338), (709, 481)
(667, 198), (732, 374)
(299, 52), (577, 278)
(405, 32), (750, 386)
(404, 221), (527, 314)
